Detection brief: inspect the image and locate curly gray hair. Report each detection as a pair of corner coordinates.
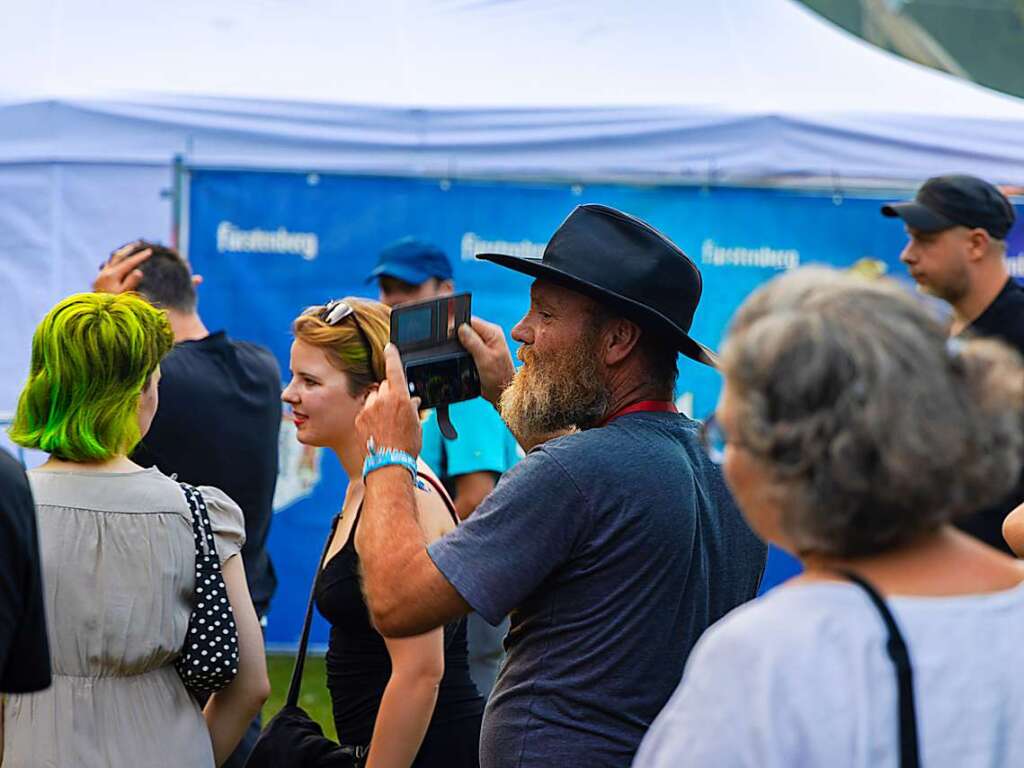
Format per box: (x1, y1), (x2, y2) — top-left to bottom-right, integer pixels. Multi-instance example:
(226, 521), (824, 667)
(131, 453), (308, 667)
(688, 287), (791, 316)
(721, 267), (1024, 557)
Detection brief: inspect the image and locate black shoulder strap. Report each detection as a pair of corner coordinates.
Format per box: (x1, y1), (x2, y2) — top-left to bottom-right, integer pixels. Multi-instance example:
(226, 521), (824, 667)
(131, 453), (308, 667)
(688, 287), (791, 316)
(840, 571), (921, 768)
(179, 482), (216, 558)
(286, 513), (342, 707)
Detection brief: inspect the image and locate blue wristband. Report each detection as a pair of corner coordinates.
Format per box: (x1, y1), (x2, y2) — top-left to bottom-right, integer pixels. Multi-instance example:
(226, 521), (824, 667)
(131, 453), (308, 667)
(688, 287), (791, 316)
(362, 447), (418, 482)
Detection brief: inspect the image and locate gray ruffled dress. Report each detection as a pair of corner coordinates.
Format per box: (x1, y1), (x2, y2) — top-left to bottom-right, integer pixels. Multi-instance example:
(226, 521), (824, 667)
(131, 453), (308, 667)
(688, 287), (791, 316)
(2, 467), (245, 768)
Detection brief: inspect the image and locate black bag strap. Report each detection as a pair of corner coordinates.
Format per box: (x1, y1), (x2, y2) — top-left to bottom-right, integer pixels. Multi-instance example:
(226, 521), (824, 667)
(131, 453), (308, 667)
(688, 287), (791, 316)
(180, 483), (217, 558)
(840, 571), (921, 768)
(286, 513), (342, 708)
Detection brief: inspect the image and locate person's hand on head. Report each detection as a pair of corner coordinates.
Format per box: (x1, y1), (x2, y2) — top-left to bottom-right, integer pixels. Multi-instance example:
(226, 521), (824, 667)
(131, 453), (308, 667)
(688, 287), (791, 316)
(356, 343), (423, 458)
(93, 242), (152, 294)
(458, 316), (515, 406)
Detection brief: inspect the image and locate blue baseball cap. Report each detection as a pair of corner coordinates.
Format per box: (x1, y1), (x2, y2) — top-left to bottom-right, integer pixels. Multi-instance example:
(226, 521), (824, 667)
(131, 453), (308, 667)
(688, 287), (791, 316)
(366, 237), (454, 285)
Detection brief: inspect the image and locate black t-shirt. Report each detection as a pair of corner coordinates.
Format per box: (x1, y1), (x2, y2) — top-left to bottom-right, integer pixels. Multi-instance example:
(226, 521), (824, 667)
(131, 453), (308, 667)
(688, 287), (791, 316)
(969, 278), (1024, 353)
(0, 448), (52, 693)
(132, 332), (282, 615)
(958, 278), (1024, 554)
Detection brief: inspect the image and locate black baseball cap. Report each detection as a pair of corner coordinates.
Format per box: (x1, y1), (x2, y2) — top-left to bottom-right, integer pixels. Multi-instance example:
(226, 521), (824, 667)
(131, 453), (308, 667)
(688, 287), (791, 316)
(881, 175), (1016, 240)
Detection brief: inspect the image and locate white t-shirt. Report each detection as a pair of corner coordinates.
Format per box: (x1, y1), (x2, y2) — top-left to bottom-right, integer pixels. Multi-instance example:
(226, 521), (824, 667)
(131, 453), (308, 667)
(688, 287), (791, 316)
(633, 580), (1024, 768)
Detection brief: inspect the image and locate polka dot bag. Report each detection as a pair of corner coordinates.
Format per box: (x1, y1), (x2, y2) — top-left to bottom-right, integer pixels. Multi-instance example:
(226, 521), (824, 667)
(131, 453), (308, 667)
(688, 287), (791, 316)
(176, 483), (240, 696)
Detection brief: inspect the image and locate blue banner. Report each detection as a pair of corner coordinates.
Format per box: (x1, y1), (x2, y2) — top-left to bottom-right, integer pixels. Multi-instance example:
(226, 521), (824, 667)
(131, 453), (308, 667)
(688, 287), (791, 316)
(185, 170), (1024, 649)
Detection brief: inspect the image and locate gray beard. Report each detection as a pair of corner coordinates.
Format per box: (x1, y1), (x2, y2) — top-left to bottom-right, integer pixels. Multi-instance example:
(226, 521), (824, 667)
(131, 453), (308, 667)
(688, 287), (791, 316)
(498, 352), (610, 447)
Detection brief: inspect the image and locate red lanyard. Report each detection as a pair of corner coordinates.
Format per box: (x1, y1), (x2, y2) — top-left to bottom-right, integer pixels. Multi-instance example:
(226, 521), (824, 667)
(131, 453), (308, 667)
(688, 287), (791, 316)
(601, 400), (677, 426)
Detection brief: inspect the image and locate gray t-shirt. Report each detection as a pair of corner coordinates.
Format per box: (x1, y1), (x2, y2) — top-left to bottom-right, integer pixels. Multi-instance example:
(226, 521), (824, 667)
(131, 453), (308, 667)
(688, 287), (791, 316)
(428, 411), (766, 768)
(634, 580), (1024, 768)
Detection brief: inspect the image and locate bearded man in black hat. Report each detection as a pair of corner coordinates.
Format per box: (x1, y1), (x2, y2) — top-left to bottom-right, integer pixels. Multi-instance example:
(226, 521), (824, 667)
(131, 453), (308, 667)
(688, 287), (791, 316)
(354, 205), (766, 767)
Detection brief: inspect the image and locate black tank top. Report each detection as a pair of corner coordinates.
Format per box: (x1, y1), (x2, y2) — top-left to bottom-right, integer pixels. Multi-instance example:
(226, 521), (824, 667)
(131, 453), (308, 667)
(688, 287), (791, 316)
(314, 474), (483, 751)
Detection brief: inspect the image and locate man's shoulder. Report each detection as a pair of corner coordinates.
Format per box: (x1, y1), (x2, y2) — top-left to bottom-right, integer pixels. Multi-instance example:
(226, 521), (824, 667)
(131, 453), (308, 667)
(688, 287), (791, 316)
(973, 279), (1024, 353)
(220, 335), (281, 375)
(164, 334), (280, 380)
(0, 450), (33, 531)
(539, 414), (699, 470)
(996, 278), (1024, 316)
(228, 337), (277, 361)
(0, 449), (28, 490)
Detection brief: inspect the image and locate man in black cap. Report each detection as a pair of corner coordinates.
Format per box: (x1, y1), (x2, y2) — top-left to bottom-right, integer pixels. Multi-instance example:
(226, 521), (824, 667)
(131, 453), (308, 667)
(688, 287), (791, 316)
(883, 175), (1024, 554)
(351, 205), (767, 767)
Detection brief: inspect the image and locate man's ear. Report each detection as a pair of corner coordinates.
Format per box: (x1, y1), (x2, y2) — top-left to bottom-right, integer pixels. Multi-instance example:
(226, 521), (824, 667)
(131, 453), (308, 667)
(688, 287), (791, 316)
(437, 279), (455, 296)
(603, 318), (643, 366)
(966, 228), (992, 262)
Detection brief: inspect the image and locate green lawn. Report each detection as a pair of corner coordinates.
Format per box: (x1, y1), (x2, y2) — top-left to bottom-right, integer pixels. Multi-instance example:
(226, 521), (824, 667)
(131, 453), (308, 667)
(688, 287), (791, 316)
(265, 653), (337, 741)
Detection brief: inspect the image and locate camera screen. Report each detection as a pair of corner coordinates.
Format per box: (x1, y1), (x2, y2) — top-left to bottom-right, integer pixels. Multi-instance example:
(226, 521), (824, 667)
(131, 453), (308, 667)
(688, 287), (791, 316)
(395, 306), (433, 345)
(406, 355), (479, 408)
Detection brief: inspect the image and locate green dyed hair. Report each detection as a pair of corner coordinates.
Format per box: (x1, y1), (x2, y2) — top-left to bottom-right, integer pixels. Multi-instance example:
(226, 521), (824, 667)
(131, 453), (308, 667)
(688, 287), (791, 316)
(9, 292), (174, 461)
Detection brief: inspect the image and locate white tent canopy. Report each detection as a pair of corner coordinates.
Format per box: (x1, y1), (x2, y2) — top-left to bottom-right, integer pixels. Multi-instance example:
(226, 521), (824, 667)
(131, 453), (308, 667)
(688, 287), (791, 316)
(3, 0), (1024, 421)
(5, 0), (1023, 640)
(3, 0), (1024, 182)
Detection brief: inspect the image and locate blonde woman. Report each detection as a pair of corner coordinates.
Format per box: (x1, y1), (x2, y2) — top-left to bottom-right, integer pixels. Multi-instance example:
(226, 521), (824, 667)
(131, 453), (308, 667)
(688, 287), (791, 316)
(282, 298), (482, 767)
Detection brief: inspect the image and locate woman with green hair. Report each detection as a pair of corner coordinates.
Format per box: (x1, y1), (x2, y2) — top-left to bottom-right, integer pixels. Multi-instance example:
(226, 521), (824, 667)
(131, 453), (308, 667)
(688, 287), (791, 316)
(2, 293), (270, 768)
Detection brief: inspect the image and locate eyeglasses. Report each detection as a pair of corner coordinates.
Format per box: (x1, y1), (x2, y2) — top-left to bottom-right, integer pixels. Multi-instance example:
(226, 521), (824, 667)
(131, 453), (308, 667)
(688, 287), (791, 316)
(699, 412), (728, 465)
(309, 299), (379, 382)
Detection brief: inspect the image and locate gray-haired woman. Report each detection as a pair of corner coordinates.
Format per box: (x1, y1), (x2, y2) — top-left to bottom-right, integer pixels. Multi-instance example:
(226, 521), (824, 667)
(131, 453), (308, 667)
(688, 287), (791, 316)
(634, 268), (1024, 768)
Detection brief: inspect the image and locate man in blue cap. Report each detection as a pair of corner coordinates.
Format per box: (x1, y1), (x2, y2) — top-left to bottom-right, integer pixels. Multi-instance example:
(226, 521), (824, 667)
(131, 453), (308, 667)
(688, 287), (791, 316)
(368, 237), (520, 698)
(369, 237), (457, 307)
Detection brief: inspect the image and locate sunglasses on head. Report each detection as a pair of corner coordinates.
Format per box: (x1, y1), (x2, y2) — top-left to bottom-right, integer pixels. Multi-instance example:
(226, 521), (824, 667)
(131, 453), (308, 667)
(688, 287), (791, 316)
(308, 299), (379, 382)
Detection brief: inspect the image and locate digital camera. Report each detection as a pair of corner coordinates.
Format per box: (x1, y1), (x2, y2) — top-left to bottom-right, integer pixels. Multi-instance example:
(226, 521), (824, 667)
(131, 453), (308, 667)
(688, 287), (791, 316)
(389, 292), (481, 410)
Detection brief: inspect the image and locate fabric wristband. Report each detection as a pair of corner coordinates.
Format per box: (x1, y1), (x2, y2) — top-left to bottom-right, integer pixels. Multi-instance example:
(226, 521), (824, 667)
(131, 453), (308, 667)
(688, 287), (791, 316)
(362, 446), (418, 482)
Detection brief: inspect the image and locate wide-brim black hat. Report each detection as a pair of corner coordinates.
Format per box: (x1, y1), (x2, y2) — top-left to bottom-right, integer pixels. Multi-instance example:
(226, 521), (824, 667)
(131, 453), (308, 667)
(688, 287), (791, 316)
(477, 204), (717, 367)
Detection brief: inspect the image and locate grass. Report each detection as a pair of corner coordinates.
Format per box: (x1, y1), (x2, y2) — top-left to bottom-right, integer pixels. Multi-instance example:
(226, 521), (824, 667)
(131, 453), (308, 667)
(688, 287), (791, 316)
(265, 653), (337, 742)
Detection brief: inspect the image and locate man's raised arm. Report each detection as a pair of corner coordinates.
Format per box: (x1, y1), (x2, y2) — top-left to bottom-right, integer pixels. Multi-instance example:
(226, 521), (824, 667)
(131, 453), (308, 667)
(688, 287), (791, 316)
(355, 344), (472, 637)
